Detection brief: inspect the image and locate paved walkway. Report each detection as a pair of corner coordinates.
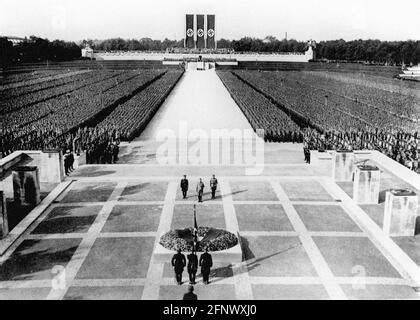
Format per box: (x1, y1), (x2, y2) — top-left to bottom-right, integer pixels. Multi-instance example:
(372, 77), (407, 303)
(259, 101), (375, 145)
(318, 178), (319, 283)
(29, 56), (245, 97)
(140, 68), (253, 139)
(118, 69), (258, 165)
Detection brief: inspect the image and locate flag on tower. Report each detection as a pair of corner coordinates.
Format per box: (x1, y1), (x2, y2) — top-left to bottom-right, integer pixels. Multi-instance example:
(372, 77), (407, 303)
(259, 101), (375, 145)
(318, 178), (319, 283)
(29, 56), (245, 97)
(196, 14), (205, 49)
(207, 14), (215, 49)
(185, 14), (194, 48)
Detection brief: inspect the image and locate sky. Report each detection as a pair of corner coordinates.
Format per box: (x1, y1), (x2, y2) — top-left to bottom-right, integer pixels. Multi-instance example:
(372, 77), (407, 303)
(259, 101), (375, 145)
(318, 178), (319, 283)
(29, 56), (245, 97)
(1, 0), (419, 42)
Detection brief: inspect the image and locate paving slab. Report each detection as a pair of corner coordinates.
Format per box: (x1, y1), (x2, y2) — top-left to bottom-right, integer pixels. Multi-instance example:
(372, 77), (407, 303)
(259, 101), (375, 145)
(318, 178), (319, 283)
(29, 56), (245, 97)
(101, 205), (163, 233)
(392, 236), (420, 266)
(242, 236), (317, 277)
(32, 206), (102, 234)
(281, 180), (334, 201)
(313, 237), (401, 278)
(229, 181), (278, 201)
(64, 286), (144, 300)
(294, 205), (362, 232)
(252, 284), (329, 300)
(341, 284), (420, 300)
(0, 239), (81, 281)
(61, 182), (117, 203)
(75, 237), (154, 279)
(235, 204), (294, 231)
(0, 288), (51, 300)
(119, 182), (168, 202)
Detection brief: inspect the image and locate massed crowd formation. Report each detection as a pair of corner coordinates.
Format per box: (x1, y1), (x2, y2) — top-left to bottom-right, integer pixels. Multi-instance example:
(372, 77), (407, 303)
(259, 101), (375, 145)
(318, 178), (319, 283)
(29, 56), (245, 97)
(217, 70), (419, 172)
(1, 69), (172, 161)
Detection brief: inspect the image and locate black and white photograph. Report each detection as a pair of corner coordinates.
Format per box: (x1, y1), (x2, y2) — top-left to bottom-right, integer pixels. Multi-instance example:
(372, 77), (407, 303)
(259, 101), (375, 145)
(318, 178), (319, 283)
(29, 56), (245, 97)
(0, 0), (419, 306)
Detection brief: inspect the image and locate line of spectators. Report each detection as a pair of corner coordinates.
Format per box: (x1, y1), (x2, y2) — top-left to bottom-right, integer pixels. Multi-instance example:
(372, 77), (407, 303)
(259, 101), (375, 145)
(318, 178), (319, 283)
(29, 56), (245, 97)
(303, 128), (419, 172)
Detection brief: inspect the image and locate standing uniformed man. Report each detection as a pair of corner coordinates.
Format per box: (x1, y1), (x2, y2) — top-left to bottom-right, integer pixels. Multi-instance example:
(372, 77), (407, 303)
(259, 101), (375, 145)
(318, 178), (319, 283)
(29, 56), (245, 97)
(199, 247), (213, 285)
(64, 150), (70, 175)
(171, 249), (186, 285)
(112, 141), (119, 163)
(180, 175), (189, 199)
(209, 174), (218, 199)
(187, 249), (198, 285)
(196, 178), (205, 203)
(68, 150), (74, 171)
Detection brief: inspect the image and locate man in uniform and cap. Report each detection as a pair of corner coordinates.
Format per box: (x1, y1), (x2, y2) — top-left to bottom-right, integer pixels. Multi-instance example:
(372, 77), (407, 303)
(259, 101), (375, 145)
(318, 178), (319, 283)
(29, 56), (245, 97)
(171, 248), (186, 285)
(209, 174), (218, 199)
(180, 175), (189, 199)
(187, 249), (198, 285)
(199, 247), (213, 285)
(64, 150), (71, 176)
(196, 178), (205, 203)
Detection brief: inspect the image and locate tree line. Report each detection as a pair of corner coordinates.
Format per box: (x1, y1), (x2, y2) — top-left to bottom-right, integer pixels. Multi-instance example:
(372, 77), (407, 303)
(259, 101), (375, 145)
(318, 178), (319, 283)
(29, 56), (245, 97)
(1, 35), (419, 66)
(0, 36), (80, 67)
(316, 39), (420, 65)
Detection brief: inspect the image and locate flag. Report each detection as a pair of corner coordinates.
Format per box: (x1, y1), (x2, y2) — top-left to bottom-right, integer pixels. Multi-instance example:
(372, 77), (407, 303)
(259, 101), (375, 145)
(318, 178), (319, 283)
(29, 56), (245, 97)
(193, 204), (198, 249)
(185, 14), (194, 48)
(196, 14), (205, 49)
(206, 15), (215, 49)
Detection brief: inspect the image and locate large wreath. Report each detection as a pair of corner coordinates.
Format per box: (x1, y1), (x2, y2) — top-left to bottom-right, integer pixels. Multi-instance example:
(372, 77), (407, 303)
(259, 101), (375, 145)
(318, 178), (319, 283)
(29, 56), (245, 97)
(160, 226), (238, 252)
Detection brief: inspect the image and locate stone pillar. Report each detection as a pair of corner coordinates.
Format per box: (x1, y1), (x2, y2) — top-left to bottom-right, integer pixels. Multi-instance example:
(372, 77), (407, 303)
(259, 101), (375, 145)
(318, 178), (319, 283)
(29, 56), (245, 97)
(41, 149), (64, 183)
(0, 191), (8, 239)
(332, 150), (355, 181)
(12, 166), (41, 206)
(383, 189), (418, 236)
(353, 165), (380, 204)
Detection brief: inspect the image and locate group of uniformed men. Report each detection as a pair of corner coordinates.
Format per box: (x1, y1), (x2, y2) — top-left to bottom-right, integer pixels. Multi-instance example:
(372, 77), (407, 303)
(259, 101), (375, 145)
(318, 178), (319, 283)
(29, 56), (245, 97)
(173, 174), (219, 292)
(180, 174), (219, 202)
(171, 247), (213, 286)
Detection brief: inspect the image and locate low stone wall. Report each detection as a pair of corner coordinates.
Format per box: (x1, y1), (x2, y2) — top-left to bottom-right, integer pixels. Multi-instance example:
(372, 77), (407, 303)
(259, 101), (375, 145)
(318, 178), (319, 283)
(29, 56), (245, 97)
(311, 149), (419, 190)
(0, 150), (64, 184)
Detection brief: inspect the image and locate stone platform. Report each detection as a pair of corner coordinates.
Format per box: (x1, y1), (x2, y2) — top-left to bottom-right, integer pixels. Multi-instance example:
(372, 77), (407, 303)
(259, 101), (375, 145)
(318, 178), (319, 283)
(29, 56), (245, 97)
(0, 152), (419, 300)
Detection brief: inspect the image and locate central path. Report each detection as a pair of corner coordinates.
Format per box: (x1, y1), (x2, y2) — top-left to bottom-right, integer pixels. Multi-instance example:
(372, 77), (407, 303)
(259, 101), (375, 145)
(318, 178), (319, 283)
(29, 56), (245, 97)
(139, 69), (253, 140)
(118, 68), (265, 164)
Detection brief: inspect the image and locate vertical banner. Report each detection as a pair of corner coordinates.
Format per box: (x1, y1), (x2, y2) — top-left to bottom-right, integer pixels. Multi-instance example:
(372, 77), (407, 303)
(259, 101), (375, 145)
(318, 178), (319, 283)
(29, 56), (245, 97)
(196, 14), (205, 49)
(185, 14), (194, 48)
(207, 14), (215, 49)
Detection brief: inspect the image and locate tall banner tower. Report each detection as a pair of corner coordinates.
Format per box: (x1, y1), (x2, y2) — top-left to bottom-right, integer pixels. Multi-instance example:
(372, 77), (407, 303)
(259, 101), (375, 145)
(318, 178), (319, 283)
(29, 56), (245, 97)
(206, 15), (216, 49)
(196, 14), (205, 49)
(185, 14), (194, 48)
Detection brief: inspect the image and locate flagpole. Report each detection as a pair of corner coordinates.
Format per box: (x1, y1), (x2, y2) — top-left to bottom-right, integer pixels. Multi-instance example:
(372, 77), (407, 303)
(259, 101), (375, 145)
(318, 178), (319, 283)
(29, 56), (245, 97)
(193, 204), (198, 251)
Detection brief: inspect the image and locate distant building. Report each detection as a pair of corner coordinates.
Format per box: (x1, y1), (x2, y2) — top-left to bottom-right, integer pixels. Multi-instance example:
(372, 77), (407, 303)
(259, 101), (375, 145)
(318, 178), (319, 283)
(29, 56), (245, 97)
(81, 46), (94, 59)
(2, 36), (26, 46)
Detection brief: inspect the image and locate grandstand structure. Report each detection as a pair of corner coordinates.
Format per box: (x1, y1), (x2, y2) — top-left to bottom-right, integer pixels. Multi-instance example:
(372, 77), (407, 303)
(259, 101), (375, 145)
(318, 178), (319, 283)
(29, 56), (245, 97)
(89, 14), (315, 63)
(93, 48), (315, 63)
